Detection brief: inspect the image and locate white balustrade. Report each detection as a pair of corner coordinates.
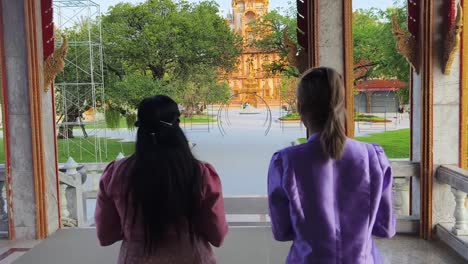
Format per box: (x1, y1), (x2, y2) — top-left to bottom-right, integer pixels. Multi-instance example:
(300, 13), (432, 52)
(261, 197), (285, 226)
(451, 188), (468, 236)
(393, 177), (410, 216)
(60, 183), (70, 219)
(64, 157), (79, 176)
(0, 182), (6, 220)
(116, 152), (125, 160)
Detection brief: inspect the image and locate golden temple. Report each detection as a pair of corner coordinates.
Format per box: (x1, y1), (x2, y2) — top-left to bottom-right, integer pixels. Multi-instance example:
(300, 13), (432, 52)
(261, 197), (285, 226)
(224, 0), (282, 107)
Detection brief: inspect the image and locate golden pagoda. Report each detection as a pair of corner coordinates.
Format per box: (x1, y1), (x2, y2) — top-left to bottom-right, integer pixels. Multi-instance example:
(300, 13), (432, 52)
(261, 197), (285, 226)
(224, 0), (282, 107)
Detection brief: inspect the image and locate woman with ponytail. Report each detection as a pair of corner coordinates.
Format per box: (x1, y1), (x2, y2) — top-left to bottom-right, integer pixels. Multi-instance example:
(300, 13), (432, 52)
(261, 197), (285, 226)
(268, 68), (395, 264)
(95, 95), (227, 263)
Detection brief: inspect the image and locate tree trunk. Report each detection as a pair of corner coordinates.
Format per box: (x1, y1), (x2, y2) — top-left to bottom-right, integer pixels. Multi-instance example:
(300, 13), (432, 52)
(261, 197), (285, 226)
(58, 125), (74, 139)
(57, 107), (86, 139)
(148, 64), (165, 79)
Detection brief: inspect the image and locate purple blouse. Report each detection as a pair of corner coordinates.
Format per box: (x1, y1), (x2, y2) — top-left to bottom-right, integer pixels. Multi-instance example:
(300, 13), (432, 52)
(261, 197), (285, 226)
(268, 134), (396, 264)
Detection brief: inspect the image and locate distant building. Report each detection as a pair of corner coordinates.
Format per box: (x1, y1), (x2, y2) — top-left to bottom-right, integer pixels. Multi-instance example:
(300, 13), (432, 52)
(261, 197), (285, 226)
(223, 0), (282, 107)
(354, 79), (407, 113)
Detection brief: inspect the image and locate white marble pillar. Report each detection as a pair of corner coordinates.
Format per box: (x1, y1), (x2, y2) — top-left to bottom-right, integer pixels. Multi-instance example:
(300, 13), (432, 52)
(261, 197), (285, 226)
(2, 0), (37, 239)
(1, 0), (60, 239)
(430, 0), (461, 225)
(411, 73), (421, 215)
(315, 0), (354, 136)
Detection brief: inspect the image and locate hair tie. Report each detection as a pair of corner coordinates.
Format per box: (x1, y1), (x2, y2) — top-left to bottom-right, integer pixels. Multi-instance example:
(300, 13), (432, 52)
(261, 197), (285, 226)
(149, 132), (157, 144)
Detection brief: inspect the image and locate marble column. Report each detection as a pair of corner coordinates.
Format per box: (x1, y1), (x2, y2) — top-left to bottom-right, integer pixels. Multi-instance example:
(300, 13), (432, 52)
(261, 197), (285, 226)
(428, 0), (461, 227)
(315, 0), (354, 136)
(1, 0), (60, 239)
(2, 0), (37, 240)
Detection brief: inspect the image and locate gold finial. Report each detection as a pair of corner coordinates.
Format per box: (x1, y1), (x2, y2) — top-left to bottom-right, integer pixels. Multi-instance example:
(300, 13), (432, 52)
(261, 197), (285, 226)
(443, 3), (463, 75)
(391, 15), (419, 73)
(44, 34), (68, 92)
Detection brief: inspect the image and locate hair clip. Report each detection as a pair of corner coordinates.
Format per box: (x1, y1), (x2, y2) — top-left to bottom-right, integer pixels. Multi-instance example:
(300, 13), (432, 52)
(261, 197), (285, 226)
(160, 120), (173, 127)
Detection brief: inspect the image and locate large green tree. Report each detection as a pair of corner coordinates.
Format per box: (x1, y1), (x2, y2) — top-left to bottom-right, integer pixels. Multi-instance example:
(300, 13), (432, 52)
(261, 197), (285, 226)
(353, 3), (410, 103)
(101, 0), (241, 119)
(353, 6), (409, 82)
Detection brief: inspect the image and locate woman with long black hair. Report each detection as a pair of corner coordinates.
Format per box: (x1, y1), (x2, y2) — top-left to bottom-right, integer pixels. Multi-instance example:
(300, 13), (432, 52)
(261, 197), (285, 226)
(95, 95), (228, 263)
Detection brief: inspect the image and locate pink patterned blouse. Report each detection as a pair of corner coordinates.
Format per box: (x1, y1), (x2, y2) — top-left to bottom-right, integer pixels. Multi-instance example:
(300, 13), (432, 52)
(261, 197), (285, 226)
(95, 158), (228, 264)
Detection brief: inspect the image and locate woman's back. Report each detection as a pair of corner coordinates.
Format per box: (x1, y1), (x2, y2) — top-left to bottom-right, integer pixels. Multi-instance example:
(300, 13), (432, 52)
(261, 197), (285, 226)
(95, 95), (228, 264)
(268, 135), (395, 264)
(96, 158), (227, 263)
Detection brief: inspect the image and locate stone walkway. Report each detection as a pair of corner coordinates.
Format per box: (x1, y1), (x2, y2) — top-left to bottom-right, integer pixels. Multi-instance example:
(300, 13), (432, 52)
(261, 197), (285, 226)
(74, 108), (410, 195)
(12, 228), (467, 264)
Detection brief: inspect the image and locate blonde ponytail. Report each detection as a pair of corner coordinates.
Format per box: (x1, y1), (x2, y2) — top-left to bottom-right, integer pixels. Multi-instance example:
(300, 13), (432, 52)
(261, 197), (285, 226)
(297, 67), (347, 160)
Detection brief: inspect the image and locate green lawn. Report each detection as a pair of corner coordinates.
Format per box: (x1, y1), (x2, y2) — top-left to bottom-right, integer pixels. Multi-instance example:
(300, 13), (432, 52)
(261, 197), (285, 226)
(281, 113), (390, 123)
(58, 137), (134, 163)
(279, 112), (300, 121)
(79, 114), (216, 130)
(84, 119), (128, 130)
(180, 115), (216, 123)
(355, 114), (390, 123)
(0, 136), (134, 163)
(298, 129), (410, 159)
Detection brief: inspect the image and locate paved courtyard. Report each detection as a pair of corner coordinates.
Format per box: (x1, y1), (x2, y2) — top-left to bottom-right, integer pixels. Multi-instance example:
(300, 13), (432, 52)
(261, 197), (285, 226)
(78, 107), (410, 195)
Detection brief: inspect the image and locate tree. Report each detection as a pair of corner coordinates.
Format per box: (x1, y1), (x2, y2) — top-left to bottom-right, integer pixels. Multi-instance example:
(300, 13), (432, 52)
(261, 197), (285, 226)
(101, 0), (242, 120)
(353, 5), (409, 82)
(170, 66), (230, 117)
(102, 0), (241, 79)
(250, 1), (410, 104)
(250, 5), (300, 77)
(353, 3), (410, 104)
(280, 74), (298, 113)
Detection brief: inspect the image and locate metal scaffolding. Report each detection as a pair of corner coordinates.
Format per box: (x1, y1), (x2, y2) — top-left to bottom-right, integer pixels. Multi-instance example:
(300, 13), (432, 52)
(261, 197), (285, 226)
(53, 0), (107, 162)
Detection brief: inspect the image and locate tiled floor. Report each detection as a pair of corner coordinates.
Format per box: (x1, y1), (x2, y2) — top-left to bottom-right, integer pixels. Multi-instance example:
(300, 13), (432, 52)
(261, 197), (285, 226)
(0, 240), (40, 264)
(9, 227), (467, 264)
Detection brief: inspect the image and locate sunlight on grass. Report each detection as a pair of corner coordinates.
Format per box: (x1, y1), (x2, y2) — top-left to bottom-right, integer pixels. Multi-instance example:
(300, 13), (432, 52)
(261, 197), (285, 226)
(297, 129), (410, 159)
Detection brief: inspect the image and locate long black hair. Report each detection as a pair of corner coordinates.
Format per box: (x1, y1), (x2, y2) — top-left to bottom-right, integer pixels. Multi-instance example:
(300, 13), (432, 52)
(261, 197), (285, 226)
(125, 95), (202, 254)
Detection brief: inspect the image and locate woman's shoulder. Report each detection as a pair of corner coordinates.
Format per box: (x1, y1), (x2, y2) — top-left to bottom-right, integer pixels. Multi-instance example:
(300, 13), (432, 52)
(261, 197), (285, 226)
(345, 139), (390, 167)
(197, 161), (222, 196)
(101, 156), (135, 188)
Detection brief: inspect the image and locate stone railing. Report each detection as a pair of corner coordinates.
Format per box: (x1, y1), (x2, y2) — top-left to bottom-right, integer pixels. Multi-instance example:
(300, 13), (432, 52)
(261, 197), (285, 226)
(68, 158), (420, 234)
(435, 166), (468, 260)
(58, 158), (86, 227)
(57, 153), (125, 227)
(0, 165), (6, 221)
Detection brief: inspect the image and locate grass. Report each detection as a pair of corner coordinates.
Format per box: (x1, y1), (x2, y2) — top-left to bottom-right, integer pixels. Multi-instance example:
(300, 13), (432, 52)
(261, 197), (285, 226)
(0, 136), (134, 163)
(355, 129), (410, 158)
(57, 137), (134, 163)
(77, 114), (216, 130)
(180, 115), (216, 123)
(297, 129), (410, 159)
(355, 114), (390, 123)
(84, 119), (128, 130)
(279, 112), (301, 121)
(281, 113), (390, 123)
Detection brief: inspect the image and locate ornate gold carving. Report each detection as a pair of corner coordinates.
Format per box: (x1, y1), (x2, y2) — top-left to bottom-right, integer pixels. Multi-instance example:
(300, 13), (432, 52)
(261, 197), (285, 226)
(420, 0), (435, 240)
(392, 15), (419, 73)
(459, 0), (468, 168)
(44, 34), (68, 92)
(443, 3), (463, 75)
(282, 27), (307, 74)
